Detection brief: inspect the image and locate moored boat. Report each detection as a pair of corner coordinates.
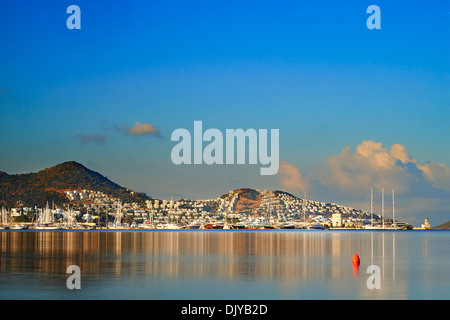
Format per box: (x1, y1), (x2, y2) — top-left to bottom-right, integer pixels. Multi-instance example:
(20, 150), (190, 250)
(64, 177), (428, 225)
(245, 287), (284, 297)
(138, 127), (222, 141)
(307, 224), (325, 230)
(10, 224), (28, 230)
(35, 224), (62, 230)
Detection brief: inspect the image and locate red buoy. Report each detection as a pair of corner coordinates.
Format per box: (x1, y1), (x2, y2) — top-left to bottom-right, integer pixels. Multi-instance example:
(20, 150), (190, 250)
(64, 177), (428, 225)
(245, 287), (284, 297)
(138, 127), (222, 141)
(352, 253), (360, 266)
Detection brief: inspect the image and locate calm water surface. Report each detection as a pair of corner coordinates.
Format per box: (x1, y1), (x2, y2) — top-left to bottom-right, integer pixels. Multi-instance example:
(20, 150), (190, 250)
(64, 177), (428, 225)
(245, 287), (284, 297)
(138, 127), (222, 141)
(0, 230), (448, 299)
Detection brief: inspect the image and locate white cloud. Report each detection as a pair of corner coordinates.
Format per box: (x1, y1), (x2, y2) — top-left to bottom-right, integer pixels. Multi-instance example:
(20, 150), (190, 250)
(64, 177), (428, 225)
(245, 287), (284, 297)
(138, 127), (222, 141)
(115, 122), (160, 136)
(418, 162), (450, 191)
(276, 140), (450, 226)
(315, 140), (450, 195)
(277, 160), (311, 194)
(127, 122), (159, 135)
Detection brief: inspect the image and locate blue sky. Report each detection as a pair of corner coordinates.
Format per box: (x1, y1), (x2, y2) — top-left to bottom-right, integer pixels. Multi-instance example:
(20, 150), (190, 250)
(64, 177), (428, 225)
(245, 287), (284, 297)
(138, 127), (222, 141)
(0, 1), (449, 225)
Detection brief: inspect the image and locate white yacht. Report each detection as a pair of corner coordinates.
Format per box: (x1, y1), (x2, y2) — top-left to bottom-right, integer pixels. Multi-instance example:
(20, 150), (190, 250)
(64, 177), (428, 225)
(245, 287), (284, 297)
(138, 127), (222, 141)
(363, 188), (385, 230)
(160, 223), (182, 230)
(35, 224), (62, 230)
(10, 224), (28, 230)
(363, 188), (404, 230)
(138, 222), (155, 229)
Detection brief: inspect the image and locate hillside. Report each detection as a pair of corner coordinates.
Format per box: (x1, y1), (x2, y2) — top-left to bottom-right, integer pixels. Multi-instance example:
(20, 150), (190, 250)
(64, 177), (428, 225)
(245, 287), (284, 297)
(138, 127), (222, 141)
(232, 188), (262, 212)
(214, 187), (369, 224)
(0, 161), (150, 208)
(434, 221), (450, 230)
(1, 162), (371, 224)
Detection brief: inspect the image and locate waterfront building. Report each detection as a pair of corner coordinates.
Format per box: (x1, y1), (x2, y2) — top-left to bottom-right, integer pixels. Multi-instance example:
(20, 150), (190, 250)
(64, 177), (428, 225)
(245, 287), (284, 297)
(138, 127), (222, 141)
(331, 212), (342, 228)
(414, 216), (432, 230)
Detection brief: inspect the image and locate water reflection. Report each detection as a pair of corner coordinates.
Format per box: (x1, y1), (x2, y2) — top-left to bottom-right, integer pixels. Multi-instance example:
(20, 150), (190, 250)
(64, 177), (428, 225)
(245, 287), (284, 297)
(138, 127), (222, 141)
(0, 230), (448, 299)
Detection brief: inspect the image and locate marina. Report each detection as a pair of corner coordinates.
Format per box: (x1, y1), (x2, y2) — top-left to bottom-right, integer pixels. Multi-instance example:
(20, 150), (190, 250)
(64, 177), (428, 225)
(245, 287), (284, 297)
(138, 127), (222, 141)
(0, 188), (419, 231)
(0, 218), (424, 231)
(0, 221), (410, 231)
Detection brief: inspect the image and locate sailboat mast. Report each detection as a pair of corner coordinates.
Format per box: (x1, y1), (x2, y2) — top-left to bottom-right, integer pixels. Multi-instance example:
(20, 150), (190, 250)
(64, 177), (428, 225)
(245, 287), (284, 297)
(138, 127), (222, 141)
(382, 187), (385, 228)
(304, 192), (306, 225)
(370, 188), (373, 226)
(392, 189), (395, 226)
(117, 200), (122, 225)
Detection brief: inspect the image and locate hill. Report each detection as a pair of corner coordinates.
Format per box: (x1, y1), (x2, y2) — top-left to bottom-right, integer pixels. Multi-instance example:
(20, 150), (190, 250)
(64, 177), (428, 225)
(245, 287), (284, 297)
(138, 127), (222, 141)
(1, 163), (373, 224)
(0, 161), (151, 208)
(434, 221), (450, 230)
(214, 187), (369, 224)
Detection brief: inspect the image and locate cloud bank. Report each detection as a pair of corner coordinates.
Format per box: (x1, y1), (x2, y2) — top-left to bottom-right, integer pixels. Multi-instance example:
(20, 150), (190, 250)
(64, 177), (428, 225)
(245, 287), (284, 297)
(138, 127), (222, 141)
(277, 140), (450, 225)
(315, 140), (450, 195)
(277, 161), (311, 194)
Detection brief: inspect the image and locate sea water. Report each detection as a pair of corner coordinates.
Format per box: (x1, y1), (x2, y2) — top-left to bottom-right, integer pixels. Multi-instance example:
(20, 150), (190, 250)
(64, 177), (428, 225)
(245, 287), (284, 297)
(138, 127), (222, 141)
(0, 230), (448, 300)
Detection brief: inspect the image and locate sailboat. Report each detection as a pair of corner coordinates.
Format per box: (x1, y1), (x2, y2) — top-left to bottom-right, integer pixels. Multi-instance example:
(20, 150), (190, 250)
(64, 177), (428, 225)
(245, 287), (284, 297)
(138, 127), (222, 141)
(262, 202), (277, 229)
(35, 202), (62, 230)
(138, 211), (156, 229)
(384, 189), (404, 230)
(364, 188), (404, 230)
(223, 222), (230, 230)
(363, 188), (385, 230)
(0, 207), (9, 229)
(109, 200), (128, 229)
(223, 210), (230, 230)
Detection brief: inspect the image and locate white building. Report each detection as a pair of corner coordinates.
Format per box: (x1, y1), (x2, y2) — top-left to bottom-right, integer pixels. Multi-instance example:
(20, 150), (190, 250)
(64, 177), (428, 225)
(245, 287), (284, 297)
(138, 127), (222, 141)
(331, 212), (342, 227)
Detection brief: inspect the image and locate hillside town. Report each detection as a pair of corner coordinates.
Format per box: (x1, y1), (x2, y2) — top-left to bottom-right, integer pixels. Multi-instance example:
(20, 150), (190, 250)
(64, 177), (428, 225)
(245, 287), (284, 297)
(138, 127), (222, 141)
(0, 188), (415, 230)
